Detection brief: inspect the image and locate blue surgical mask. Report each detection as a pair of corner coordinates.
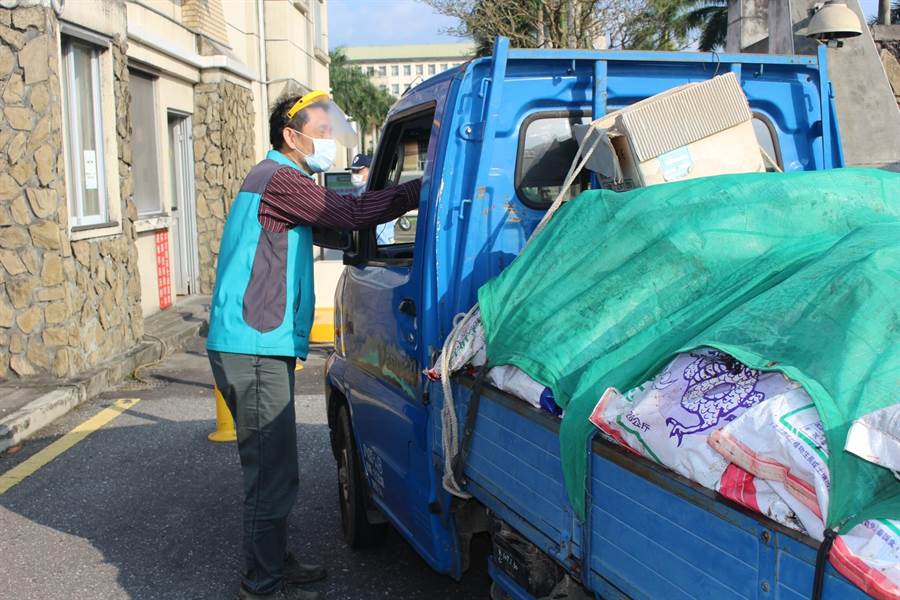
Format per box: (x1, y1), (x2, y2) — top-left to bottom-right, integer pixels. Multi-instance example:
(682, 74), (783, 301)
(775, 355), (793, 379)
(289, 128), (337, 173)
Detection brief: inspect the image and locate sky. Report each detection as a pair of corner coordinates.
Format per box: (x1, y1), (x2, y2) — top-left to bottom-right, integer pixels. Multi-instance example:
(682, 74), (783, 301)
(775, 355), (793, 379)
(328, 0), (467, 49)
(327, 0), (883, 49)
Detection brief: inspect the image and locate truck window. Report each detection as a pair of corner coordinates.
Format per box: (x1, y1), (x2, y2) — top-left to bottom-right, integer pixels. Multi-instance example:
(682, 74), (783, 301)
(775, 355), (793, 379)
(369, 106), (435, 256)
(516, 111), (590, 208)
(752, 113), (783, 171)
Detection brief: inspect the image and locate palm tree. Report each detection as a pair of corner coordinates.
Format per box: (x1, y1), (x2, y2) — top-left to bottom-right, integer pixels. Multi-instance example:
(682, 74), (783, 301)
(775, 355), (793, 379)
(624, 0), (727, 51)
(328, 49), (396, 150)
(674, 0), (728, 51)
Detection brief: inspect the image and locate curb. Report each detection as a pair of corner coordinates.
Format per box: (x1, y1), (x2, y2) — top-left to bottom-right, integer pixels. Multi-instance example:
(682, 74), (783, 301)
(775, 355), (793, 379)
(0, 314), (205, 454)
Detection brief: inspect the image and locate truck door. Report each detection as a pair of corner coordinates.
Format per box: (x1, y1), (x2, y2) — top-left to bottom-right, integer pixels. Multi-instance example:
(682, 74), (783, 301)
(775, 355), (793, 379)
(340, 101), (453, 569)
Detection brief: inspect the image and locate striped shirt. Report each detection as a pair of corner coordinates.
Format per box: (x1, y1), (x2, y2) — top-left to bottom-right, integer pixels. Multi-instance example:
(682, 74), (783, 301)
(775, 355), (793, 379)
(258, 166), (421, 233)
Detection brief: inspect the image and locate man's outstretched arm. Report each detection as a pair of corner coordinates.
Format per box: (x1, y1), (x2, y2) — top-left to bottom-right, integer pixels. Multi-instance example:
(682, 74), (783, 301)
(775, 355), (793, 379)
(259, 167), (421, 233)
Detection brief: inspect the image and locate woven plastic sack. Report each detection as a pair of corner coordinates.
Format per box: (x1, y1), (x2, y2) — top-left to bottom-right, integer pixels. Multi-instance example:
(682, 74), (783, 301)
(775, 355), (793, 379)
(718, 464), (815, 535)
(709, 390), (829, 521)
(846, 405), (900, 477)
(589, 348), (791, 488)
(832, 519), (900, 600)
(487, 365), (546, 410)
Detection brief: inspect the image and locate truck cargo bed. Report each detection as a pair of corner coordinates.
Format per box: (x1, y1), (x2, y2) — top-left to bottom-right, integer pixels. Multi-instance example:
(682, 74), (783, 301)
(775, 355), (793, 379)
(448, 377), (867, 599)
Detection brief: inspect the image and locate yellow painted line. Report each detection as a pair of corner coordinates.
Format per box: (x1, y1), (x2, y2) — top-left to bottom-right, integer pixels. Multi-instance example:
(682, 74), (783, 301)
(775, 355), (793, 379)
(0, 398), (140, 495)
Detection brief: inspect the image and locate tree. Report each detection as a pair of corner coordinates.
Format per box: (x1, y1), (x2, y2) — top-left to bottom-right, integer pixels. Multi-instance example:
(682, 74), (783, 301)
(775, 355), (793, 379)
(627, 0), (727, 51)
(328, 49), (396, 151)
(676, 0), (728, 51)
(422, 0), (648, 53)
(421, 0), (728, 53)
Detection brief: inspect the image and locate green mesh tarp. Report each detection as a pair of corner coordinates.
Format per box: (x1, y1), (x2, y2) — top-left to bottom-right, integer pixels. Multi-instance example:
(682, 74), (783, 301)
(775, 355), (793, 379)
(477, 168), (900, 527)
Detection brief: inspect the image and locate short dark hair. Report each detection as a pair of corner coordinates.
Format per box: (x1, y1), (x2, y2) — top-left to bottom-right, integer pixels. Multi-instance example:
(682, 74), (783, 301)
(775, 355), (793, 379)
(269, 95), (311, 149)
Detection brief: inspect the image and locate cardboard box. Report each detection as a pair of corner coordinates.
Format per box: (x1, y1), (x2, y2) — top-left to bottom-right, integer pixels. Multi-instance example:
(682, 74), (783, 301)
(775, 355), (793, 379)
(588, 73), (765, 188)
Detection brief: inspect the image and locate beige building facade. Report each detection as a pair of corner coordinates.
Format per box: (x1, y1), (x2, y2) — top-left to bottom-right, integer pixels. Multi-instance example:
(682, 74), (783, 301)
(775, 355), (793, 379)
(0, 0), (333, 381)
(343, 42), (475, 97)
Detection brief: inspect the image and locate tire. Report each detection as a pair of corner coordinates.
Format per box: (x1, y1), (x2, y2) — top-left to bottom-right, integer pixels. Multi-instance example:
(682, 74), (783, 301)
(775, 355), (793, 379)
(336, 405), (389, 548)
(490, 582), (512, 600)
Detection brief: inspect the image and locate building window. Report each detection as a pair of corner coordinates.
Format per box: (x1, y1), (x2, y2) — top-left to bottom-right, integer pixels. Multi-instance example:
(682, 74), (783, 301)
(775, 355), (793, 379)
(129, 70), (162, 216)
(403, 64), (411, 76)
(415, 64), (423, 75)
(379, 84), (387, 91)
(367, 66), (375, 76)
(428, 64), (435, 76)
(440, 63), (448, 71)
(61, 38), (108, 227)
(392, 84), (399, 95)
(377, 65), (386, 77)
(391, 65), (399, 76)
(313, 0), (325, 52)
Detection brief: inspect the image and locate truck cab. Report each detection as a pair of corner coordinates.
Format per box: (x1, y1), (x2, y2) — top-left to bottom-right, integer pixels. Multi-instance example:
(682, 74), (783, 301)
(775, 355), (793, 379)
(323, 39), (861, 599)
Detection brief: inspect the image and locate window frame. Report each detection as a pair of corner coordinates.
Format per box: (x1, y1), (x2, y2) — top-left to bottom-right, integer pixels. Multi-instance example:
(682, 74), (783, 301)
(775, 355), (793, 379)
(751, 111), (784, 171)
(377, 65), (386, 77)
(514, 109), (591, 210)
(313, 0), (326, 53)
(391, 64), (399, 76)
(61, 37), (109, 228)
(129, 67), (165, 218)
(355, 102), (436, 267)
(403, 64), (411, 76)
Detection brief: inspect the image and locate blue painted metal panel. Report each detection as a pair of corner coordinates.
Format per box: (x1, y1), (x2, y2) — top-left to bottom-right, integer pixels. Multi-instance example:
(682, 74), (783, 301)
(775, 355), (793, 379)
(584, 438), (870, 600)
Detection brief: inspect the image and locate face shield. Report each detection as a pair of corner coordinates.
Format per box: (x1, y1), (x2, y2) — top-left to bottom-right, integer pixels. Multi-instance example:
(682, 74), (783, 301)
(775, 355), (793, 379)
(286, 91), (358, 147)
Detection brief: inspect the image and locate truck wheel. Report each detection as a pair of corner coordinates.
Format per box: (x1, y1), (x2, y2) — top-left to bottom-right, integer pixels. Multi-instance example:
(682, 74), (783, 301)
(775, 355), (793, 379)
(336, 405), (389, 548)
(490, 582), (512, 600)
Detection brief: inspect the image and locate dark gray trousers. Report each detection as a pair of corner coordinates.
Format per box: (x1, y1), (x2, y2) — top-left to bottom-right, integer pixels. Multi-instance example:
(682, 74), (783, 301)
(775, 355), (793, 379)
(208, 350), (298, 595)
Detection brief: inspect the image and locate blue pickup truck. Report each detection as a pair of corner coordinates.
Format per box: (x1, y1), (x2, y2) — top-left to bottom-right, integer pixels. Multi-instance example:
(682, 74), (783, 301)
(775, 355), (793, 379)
(322, 38), (867, 599)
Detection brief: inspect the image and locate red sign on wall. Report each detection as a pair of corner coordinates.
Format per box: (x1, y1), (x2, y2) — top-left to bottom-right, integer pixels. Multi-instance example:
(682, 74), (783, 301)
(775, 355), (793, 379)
(155, 230), (172, 310)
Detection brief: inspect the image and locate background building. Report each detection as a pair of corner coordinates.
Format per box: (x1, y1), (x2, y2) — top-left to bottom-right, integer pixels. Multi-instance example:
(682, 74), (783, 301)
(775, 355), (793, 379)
(0, 0), (335, 380)
(343, 42), (475, 97)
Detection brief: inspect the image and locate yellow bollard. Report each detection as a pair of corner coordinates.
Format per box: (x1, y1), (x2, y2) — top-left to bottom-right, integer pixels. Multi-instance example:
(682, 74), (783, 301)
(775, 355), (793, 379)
(208, 386), (237, 443)
(309, 307), (335, 344)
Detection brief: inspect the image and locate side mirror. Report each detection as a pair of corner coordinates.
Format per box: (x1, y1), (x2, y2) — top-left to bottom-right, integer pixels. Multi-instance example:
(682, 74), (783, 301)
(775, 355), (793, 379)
(312, 226), (353, 251)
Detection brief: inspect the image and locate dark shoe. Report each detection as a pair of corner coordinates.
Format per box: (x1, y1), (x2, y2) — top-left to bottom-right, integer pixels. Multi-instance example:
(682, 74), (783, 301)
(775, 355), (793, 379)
(283, 551), (327, 584)
(238, 582), (320, 600)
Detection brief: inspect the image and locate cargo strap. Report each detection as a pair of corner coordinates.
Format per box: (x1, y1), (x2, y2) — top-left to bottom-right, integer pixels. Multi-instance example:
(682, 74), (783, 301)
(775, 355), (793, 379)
(451, 363), (491, 486)
(811, 528), (838, 600)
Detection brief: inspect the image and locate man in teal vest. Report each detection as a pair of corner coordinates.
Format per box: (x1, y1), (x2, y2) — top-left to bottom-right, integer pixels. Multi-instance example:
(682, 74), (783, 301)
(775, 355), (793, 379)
(207, 92), (421, 600)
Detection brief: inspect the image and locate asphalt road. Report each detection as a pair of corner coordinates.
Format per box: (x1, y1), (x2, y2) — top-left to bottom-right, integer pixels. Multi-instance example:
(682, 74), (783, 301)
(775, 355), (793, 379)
(0, 336), (491, 600)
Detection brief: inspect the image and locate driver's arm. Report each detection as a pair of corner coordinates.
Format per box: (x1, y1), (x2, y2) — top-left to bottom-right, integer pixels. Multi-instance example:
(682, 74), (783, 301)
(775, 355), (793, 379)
(258, 166), (420, 233)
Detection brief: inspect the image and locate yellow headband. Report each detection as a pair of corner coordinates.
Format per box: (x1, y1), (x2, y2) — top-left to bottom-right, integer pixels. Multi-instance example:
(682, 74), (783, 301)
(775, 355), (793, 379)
(286, 90), (329, 120)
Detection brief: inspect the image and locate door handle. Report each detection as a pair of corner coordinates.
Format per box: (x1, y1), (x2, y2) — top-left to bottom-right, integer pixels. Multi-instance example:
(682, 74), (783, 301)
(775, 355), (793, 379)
(399, 298), (416, 317)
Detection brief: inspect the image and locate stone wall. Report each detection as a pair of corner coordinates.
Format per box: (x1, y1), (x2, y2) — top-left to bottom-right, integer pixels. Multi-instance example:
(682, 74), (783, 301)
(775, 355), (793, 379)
(193, 80), (255, 294)
(0, 5), (141, 380)
(67, 37), (143, 375)
(879, 46), (900, 110)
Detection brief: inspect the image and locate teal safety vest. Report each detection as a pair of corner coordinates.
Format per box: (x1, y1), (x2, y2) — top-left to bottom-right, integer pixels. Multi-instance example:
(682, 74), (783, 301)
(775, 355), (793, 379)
(206, 150), (315, 358)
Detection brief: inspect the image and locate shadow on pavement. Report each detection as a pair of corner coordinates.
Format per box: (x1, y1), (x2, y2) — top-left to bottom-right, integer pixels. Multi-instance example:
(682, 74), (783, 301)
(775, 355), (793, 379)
(0, 395), (491, 599)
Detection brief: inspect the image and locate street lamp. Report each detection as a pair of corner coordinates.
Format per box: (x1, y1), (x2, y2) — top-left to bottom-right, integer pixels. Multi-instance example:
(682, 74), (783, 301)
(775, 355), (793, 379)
(805, 0), (863, 47)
